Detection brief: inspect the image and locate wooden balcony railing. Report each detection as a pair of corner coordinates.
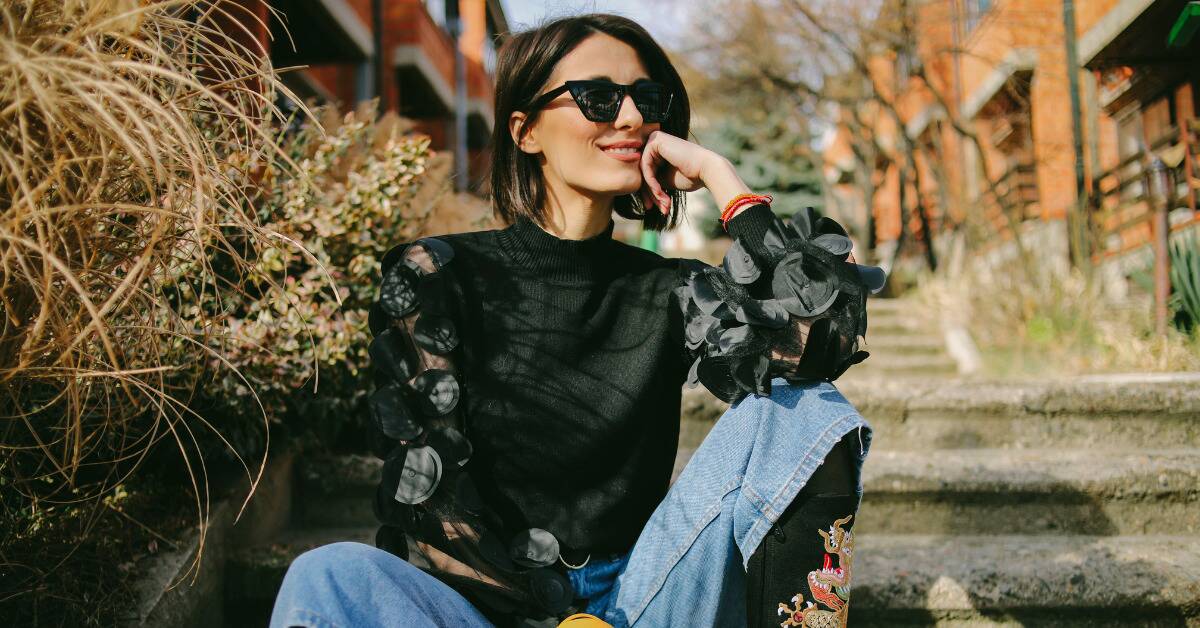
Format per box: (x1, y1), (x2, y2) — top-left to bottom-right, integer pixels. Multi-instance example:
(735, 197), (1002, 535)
(981, 162), (1040, 233)
(1092, 122), (1200, 257)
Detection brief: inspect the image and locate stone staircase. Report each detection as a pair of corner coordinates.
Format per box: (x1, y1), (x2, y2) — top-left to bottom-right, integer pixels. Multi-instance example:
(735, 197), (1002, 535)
(676, 297), (1200, 626)
(221, 454), (383, 627)
(846, 297), (960, 380)
(209, 298), (1200, 627)
(848, 375), (1200, 626)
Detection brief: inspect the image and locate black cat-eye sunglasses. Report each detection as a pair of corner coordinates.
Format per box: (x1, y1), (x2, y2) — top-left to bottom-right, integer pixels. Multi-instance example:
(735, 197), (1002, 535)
(524, 79), (674, 124)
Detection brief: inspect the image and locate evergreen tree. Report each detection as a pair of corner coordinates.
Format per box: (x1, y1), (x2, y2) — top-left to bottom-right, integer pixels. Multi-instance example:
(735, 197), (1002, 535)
(697, 108), (825, 238)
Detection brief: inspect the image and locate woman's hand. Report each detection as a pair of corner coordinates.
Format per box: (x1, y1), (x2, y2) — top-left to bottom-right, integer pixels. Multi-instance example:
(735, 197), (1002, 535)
(638, 130), (750, 215)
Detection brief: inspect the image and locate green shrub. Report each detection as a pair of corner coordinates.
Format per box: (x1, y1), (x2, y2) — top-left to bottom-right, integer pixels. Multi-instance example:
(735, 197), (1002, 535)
(1168, 233), (1200, 331)
(1130, 231), (1200, 333)
(194, 103), (450, 459)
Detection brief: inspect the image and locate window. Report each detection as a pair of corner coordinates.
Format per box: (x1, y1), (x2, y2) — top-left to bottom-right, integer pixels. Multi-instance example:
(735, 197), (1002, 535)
(482, 13), (498, 76)
(424, 0), (447, 30)
(964, 139), (981, 200)
(964, 0), (993, 34)
(1115, 106), (1145, 201)
(1140, 94), (1174, 148)
(895, 48), (913, 89)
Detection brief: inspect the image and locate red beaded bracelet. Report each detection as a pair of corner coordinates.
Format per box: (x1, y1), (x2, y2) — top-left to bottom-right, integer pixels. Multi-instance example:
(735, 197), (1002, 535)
(721, 193), (772, 222)
(721, 193), (773, 227)
(720, 193), (761, 221)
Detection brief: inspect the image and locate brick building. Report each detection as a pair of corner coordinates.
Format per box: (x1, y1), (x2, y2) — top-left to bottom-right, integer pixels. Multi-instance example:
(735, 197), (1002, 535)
(225, 0), (509, 192)
(1081, 0), (1199, 260)
(823, 0), (1199, 271)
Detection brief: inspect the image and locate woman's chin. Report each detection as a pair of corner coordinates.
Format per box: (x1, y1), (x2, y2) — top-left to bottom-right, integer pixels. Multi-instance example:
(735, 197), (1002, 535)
(604, 176), (646, 197)
(579, 183), (642, 199)
(572, 169), (644, 199)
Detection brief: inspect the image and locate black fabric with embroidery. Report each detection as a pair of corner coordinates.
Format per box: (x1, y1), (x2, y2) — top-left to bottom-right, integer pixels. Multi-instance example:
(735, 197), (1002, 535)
(364, 203), (884, 625)
(745, 435), (861, 627)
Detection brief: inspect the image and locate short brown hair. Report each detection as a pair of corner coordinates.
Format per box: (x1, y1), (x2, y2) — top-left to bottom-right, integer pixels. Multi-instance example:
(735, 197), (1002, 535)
(488, 13), (691, 231)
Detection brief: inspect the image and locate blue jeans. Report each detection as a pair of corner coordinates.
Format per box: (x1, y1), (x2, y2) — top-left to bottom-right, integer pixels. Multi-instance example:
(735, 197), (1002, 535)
(270, 379), (871, 628)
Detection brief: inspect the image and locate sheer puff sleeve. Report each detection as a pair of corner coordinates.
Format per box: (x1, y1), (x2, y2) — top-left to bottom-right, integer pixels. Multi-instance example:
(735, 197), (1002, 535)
(366, 238), (576, 622)
(674, 204), (887, 404)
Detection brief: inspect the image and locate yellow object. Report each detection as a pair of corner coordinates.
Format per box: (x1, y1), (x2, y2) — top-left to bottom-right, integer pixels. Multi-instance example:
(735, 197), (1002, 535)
(557, 613), (614, 628)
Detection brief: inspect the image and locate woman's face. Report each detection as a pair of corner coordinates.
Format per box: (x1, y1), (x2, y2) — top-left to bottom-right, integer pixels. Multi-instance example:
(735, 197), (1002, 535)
(510, 33), (659, 204)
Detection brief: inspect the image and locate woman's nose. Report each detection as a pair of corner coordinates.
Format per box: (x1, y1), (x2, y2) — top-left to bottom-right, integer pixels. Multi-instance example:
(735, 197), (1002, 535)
(613, 93), (643, 129)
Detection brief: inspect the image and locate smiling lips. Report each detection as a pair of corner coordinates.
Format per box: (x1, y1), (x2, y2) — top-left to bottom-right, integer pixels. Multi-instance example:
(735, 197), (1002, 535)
(600, 141), (642, 162)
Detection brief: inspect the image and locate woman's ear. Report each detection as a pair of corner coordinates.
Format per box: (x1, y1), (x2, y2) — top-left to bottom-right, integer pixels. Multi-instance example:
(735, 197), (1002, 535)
(509, 112), (541, 154)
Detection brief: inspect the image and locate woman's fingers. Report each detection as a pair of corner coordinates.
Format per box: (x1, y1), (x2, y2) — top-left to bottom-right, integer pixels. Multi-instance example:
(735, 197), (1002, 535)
(643, 132), (681, 213)
(640, 133), (669, 213)
(639, 183), (657, 214)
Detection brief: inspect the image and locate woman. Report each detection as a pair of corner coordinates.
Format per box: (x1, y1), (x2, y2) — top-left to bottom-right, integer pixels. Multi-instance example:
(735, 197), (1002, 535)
(271, 13), (883, 628)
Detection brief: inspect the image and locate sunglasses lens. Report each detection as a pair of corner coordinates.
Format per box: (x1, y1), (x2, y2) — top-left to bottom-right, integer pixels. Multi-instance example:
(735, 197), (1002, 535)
(577, 86), (622, 121)
(633, 84), (671, 122)
(569, 82), (673, 122)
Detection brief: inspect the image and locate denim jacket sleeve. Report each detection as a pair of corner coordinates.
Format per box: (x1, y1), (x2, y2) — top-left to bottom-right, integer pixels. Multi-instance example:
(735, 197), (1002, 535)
(672, 202), (886, 404)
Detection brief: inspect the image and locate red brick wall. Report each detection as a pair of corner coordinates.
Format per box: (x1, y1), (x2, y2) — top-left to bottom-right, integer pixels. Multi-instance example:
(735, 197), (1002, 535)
(272, 1), (498, 184)
(828, 0), (1159, 248)
(306, 64), (359, 108)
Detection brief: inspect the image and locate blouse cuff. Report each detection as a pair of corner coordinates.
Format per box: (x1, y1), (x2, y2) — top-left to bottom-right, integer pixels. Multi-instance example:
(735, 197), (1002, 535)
(724, 203), (777, 245)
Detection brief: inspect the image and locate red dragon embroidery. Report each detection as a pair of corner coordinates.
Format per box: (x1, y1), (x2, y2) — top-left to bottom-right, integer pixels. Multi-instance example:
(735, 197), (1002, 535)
(777, 514), (854, 628)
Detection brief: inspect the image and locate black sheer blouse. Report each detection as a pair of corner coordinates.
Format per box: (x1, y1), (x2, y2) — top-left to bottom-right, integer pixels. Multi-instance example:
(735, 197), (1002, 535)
(364, 203), (884, 623)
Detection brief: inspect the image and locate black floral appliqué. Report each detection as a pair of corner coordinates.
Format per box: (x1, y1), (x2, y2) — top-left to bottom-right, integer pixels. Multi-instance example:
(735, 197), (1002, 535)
(675, 208), (886, 403)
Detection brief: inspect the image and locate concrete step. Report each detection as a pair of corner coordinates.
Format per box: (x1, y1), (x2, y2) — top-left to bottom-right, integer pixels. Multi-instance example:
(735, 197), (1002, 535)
(837, 375), (1200, 450)
(866, 298), (908, 316)
(679, 387), (729, 424)
(847, 352), (960, 377)
(224, 525), (377, 628)
(677, 376), (1200, 451)
(671, 446), (692, 484)
(670, 443), (1200, 535)
(129, 447), (299, 628)
(861, 332), (947, 355)
(857, 449), (1200, 535)
(865, 317), (925, 336)
(866, 299), (925, 334)
(295, 454), (382, 528)
(852, 534), (1200, 626)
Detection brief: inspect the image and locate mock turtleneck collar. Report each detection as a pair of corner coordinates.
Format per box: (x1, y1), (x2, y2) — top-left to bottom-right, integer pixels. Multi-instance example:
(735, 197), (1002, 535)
(496, 214), (617, 283)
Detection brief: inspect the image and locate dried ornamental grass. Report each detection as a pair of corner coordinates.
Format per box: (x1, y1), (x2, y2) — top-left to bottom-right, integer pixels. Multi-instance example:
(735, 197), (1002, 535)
(0, 0), (319, 603)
